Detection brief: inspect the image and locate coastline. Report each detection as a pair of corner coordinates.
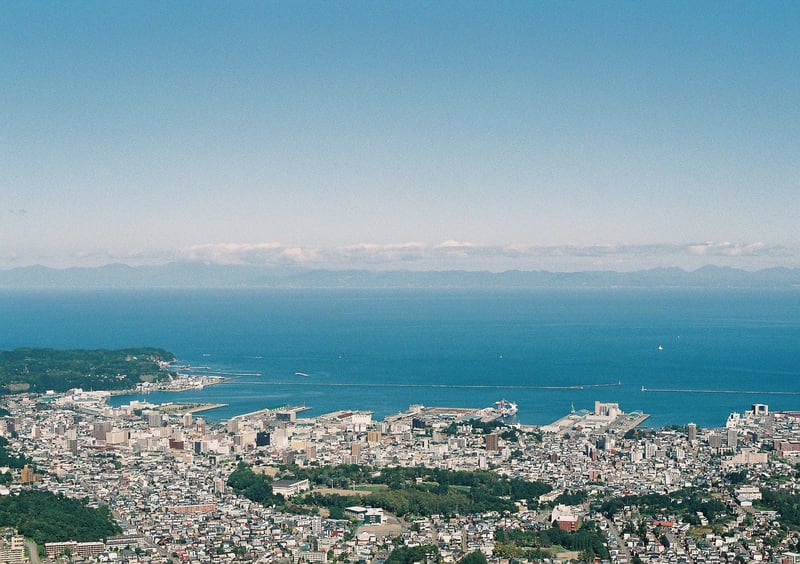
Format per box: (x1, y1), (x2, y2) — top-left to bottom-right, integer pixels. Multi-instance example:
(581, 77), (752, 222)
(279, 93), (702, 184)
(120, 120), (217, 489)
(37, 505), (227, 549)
(134, 372), (228, 394)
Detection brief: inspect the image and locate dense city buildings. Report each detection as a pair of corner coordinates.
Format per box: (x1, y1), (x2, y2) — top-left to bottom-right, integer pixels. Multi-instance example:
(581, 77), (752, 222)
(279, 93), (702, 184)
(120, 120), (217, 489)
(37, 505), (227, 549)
(1, 386), (799, 564)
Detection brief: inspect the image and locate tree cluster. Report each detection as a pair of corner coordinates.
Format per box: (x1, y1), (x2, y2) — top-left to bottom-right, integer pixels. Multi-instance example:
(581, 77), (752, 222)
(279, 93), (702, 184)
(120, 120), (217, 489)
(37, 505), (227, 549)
(386, 544), (439, 564)
(597, 488), (728, 525)
(459, 551), (488, 564)
(553, 489), (588, 506)
(758, 489), (800, 530)
(0, 490), (121, 547)
(227, 462), (285, 506)
(0, 436), (29, 469)
(0, 347), (176, 393)
(281, 464), (551, 517)
(494, 521), (610, 561)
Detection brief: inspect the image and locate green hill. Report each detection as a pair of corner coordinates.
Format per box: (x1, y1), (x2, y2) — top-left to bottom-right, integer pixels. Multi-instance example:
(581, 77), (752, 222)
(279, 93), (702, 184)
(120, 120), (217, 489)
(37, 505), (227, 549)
(0, 347), (176, 393)
(0, 490), (121, 546)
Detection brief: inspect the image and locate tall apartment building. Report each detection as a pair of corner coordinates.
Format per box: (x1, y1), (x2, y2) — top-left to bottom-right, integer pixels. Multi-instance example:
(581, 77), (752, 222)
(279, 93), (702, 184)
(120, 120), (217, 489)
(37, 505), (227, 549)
(0, 531), (25, 564)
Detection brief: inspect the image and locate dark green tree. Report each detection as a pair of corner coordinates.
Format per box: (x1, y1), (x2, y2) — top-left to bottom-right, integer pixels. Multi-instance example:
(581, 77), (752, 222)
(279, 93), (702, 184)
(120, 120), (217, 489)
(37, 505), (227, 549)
(386, 545), (439, 564)
(460, 551), (488, 564)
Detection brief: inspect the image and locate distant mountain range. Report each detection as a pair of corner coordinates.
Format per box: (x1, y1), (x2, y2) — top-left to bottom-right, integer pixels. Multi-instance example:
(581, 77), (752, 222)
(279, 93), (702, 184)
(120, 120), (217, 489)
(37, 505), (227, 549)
(1, 263), (799, 289)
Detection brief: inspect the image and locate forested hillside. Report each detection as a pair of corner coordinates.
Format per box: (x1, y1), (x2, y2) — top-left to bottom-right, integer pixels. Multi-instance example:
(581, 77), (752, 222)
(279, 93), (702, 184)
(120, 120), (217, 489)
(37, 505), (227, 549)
(0, 347), (176, 393)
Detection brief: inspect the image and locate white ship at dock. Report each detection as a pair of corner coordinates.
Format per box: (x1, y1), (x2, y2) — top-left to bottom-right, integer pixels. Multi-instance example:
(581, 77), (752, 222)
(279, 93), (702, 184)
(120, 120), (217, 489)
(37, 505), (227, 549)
(478, 399), (518, 422)
(495, 399), (518, 418)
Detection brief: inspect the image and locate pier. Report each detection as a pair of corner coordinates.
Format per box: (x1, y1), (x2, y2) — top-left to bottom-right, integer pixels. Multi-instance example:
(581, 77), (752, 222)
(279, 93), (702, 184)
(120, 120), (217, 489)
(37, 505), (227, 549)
(607, 411), (650, 436)
(542, 401), (649, 436)
(157, 402), (228, 415)
(235, 405), (311, 421)
(385, 401), (519, 427)
(385, 405), (482, 426)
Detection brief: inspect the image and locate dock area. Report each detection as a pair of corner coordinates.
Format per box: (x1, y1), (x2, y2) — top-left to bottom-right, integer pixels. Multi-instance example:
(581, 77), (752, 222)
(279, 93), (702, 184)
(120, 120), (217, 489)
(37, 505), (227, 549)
(236, 405), (311, 422)
(386, 402), (514, 427)
(541, 401), (649, 436)
(607, 411), (650, 435)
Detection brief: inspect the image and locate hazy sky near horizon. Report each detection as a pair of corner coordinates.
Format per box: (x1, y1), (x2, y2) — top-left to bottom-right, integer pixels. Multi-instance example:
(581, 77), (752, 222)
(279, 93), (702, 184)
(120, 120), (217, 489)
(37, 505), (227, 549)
(2, 2), (799, 271)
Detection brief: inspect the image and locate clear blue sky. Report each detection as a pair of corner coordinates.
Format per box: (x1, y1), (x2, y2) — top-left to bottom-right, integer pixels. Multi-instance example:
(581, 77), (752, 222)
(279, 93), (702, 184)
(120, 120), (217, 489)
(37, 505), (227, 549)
(2, 2), (798, 271)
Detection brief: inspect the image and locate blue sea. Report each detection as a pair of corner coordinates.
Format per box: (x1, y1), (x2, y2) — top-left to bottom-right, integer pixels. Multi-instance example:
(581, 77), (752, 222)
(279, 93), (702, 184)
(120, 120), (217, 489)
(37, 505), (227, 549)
(1, 288), (799, 428)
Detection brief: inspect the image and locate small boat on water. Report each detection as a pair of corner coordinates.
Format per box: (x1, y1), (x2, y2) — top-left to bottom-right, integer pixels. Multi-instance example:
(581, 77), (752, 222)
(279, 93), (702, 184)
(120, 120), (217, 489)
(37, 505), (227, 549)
(295, 372), (310, 377)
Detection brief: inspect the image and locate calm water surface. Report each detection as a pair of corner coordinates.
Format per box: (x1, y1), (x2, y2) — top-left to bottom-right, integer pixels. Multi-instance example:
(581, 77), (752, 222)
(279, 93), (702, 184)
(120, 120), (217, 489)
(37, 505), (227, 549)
(2, 288), (799, 427)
